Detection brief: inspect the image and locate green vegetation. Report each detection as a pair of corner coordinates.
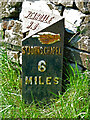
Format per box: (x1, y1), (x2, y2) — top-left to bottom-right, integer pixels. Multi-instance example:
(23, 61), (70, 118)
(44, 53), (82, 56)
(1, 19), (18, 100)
(0, 45), (89, 119)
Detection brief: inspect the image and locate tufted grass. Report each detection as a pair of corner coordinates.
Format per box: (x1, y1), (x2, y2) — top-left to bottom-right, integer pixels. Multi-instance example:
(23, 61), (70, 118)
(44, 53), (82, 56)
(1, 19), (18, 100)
(0, 45), (89, 118)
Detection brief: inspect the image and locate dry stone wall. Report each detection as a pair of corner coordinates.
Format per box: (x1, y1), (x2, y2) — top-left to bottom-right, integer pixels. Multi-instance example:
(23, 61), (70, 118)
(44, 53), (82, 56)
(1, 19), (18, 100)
(0, 0), (90, 70)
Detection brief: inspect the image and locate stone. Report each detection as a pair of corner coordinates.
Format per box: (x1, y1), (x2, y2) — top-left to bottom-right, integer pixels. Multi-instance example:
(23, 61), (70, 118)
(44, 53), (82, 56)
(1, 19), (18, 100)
(75, 0), (90, 13)
(64, 47), (90, 70)
(8, 20), (15, 30)
(50, 0), (73, 7)
(70, 63), (84, 71)
(7, 49), (22, 65)
(80, 22), (90, 38)
(2, 21), (8, 30)
(7, 50), (19, 62)
(4, 20), (23, 46)
(79, 36), (90, 50)
(20, 0), (60, 15)
(0, 1), (22, 19)
(69, 35), (90, 52)
(20, 1), (61, 39)
(83, 15), (90, 24)
(63, 8), (85, 34)
(67, 15), (90, 52)
(22, 18), (64, 103)
(19, 53), (22, 65)
(27, 0), (64, 16)
(0, 2), (9, 18)
(13, 21), (22, 33)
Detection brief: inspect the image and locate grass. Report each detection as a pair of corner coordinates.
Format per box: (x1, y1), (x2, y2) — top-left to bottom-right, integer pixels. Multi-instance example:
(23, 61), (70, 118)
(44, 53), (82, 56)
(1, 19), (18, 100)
(0, 45), (89, 118)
